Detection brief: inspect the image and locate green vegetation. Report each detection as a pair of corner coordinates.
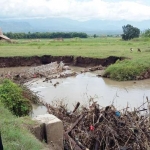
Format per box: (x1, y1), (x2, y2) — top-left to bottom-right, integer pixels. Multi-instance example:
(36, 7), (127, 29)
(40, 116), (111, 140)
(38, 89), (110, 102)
(0, 79), (32, 116)
(4, 32), (88, 39)
(0, 37), (150, 58)
(142, 29), (150, 38)
(122, 24), (140, 40)
(0, 101), (45, 150)
(104, 57), (150, 80)
(0, 37), (150, 80)
(0, 79), (46, 149)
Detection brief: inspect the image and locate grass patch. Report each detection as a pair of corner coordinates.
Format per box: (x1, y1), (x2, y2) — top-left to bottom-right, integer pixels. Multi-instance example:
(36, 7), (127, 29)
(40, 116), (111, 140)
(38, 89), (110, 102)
(0, 37), (149, 58)
(104, 56), (150, 80)
(0, 101), (45, 150)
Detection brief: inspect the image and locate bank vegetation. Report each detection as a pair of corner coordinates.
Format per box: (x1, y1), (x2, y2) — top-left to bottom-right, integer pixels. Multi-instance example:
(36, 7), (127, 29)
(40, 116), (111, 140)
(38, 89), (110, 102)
(0, 79), (47, 150)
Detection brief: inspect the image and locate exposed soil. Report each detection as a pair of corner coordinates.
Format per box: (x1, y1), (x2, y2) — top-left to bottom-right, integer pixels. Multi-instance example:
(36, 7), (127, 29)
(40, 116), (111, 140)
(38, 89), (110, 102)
(0, 55), (124, 68)
(136, 69), (150, 80)
(0, 55), (150, 80)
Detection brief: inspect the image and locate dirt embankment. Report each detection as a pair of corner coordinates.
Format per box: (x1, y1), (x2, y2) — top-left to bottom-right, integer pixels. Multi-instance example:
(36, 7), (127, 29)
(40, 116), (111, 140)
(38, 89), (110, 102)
(0, 55), (123, 68)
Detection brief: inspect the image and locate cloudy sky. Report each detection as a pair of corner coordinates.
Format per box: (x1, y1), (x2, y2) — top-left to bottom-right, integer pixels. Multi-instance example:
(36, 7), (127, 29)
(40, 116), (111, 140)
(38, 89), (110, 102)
(0, 0), (150, 21)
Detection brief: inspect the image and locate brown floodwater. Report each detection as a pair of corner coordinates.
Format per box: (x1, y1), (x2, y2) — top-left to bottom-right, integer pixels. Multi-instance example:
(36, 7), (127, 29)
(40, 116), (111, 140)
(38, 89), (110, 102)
(0, 67), (31, 74)
(0, 66), (150, 117)
(27, 67), (150, 117)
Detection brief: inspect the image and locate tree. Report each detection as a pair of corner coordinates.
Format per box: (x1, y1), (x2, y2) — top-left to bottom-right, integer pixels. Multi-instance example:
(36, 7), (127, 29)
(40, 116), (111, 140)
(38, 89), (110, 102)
(93, 34), (97, 38)
(142, 29), (150, 38)
(121, 24), (140, 40)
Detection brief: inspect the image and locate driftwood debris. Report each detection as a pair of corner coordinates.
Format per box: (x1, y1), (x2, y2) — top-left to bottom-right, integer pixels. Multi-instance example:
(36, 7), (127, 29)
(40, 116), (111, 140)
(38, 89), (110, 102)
(80, 65), (105, 73)
(39, 98), (150, 150)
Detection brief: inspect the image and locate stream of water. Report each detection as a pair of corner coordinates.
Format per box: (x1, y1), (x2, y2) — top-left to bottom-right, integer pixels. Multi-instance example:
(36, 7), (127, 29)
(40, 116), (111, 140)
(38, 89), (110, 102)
(0, 66), (149, 117)
(27, 67), (150, 117)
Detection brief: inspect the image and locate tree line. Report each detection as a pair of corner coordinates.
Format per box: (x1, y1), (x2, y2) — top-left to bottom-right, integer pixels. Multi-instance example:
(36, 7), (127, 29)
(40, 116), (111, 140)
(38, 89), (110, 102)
(4, 32), (88, 39)
(3, 25), (150, 40)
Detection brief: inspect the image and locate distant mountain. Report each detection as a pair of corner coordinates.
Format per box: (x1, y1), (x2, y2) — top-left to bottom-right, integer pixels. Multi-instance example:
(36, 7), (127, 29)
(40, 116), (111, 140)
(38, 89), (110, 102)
(0, 21), (32, 33)
(0, 18), (150, 35)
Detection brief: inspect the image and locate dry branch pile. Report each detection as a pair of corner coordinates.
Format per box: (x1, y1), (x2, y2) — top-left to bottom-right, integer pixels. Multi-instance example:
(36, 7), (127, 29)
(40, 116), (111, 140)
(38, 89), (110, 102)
(39, 98), (150, 150)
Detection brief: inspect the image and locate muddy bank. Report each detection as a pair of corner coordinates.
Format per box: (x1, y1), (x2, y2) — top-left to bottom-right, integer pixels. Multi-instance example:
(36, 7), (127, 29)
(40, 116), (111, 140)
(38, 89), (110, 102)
(137, 69), (150, 80)
(0, 55), (123, 68)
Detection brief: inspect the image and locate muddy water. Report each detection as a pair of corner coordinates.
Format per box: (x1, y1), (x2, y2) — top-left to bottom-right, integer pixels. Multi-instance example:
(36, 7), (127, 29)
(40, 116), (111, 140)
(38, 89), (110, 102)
(0, 67), (31, 74)
(0, 67), (150, 117)
(27, 67), (150, 117)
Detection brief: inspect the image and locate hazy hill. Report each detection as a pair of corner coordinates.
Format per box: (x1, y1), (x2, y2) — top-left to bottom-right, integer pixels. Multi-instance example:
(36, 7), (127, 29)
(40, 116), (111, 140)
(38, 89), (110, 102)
(0, 18), (150, 35)
(0, 21), (32, 33)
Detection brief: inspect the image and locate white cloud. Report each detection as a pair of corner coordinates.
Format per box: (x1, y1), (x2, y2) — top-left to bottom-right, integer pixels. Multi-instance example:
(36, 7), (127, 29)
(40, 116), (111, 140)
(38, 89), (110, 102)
(0, 0), (150, 21)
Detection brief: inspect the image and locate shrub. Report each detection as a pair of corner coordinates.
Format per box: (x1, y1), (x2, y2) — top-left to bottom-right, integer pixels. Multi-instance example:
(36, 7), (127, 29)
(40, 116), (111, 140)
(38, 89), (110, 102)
(0, 79), (32, 116)
(142, 29), (150, 38)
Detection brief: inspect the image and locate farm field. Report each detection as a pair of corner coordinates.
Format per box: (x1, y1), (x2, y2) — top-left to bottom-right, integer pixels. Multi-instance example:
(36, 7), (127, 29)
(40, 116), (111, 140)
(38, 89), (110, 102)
(0, 37), (149, 58)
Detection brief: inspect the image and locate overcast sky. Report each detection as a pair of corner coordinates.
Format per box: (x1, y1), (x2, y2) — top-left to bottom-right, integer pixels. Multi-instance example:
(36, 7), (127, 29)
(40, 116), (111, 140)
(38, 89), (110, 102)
(0, 0), (150, 21)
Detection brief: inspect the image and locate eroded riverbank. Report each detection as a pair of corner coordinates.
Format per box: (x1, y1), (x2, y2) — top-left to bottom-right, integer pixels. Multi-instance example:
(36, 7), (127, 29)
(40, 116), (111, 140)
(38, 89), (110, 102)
(0, 55), (122, 67)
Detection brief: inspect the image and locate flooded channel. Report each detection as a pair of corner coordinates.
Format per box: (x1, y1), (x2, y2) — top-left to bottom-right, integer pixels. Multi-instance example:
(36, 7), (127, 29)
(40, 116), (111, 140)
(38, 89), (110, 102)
(0, 66), (150, 117)
(27, 67), (150, 117)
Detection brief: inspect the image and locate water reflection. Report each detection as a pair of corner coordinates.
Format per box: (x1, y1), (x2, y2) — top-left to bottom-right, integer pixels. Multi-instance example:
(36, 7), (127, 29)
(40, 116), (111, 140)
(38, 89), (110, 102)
(31, 104), (48, 117)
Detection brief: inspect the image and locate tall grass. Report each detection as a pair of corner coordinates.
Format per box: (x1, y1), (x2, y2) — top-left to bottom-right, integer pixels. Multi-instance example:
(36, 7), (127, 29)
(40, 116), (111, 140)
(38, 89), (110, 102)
(104, 57), (150, 80)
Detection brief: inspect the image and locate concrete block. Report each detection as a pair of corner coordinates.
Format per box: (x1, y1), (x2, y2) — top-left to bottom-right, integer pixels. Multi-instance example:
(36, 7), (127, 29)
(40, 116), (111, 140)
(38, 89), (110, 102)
(31, 123), (44, 142)
(33, 114), (63, 150)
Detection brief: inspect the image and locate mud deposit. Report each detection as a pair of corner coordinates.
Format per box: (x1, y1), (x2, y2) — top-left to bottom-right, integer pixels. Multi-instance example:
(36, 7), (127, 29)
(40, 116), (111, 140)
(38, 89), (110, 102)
(28, 67), (150, 117)
(0, 55), (123, 67)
